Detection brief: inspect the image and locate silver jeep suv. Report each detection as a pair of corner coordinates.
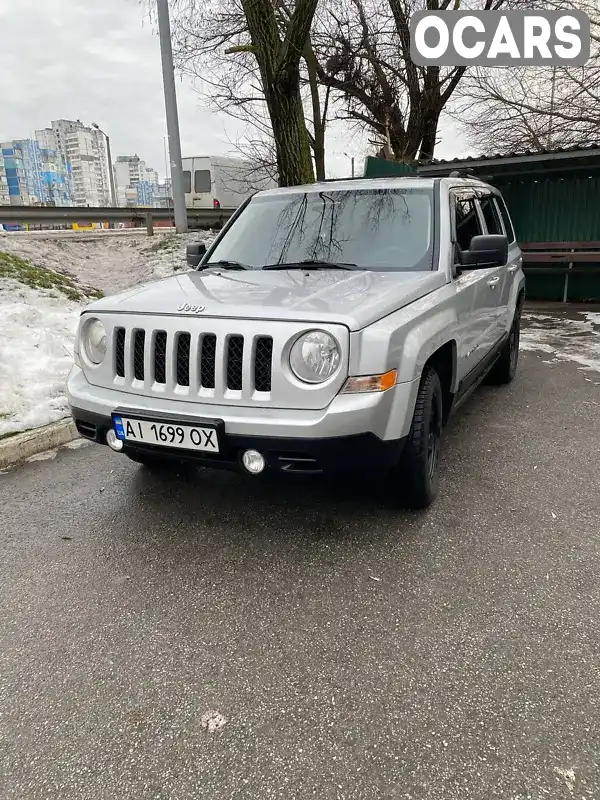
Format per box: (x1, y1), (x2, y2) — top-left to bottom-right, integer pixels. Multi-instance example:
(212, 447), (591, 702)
(68, 176), (524, 508)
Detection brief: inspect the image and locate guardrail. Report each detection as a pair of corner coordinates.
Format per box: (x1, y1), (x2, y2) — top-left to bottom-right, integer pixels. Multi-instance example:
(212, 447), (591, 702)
(0, 205), (235, 235)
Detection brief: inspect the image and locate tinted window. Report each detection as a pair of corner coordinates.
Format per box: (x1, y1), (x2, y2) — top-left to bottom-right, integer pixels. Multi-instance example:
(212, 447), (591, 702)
(495, 195), (516, 243)
(479, 194), (503, 235)
(454, 196), (482, 252)
(194, 169), (212, 193)
(206, 189), (434, 271)
(183, 170), (191, 194)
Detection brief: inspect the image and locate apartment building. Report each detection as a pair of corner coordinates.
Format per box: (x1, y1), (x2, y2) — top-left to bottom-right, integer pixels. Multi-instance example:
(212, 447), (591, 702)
(0, 152), (9, 204)
(114, 155), (165, 207)
(1, 138), (72, 206)
(38, 119), (114, 207)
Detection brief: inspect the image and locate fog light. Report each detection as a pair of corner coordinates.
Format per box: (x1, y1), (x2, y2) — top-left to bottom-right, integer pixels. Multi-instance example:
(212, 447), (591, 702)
(106, 428), (124, 452)
(241, 449), (265, 474)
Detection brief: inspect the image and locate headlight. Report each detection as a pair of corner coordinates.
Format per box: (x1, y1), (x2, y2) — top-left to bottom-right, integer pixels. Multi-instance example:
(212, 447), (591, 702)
(289, 330), (341, 383)
(82, 318), (107, 364)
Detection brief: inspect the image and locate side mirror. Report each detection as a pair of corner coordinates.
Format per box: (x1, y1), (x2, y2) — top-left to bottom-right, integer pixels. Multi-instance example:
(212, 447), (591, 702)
(186, 242), (207, 268)
(461, 234), (508, 268)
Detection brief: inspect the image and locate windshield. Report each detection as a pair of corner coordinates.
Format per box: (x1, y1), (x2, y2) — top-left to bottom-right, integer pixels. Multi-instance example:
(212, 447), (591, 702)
(205, 188), (434, 271)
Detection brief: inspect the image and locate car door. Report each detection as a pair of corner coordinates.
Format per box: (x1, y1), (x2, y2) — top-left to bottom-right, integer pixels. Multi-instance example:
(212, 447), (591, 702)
(475, 190), (510, 350)
(494, 192), (522, 328)
(451, 190), (499, 386)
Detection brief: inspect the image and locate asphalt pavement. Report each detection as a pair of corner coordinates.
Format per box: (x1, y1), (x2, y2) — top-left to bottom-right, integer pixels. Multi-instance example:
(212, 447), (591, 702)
(1, 348), (600, 799)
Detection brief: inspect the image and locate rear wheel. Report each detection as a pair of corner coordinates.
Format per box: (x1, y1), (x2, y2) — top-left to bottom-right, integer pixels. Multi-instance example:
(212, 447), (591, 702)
(487, 304), (522, 385)
(393, 365), (443, 510)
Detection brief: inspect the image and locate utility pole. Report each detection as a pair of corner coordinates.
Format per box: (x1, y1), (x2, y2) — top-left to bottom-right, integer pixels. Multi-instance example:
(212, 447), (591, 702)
(157, 0), (187, 233)
(105, 134), (117, 207)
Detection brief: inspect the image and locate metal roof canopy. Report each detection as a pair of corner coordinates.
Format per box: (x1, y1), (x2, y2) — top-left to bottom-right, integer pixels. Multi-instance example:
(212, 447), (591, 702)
(417, 144), (600, 181)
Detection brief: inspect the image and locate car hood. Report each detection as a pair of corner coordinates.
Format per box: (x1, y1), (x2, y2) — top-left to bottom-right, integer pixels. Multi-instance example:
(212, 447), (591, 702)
(86, 267), (447, 331)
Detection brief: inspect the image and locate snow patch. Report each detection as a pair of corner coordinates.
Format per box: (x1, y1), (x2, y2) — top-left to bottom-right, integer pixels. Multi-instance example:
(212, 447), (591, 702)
(521, 311), (600, 373)
(0, 281), (80, 437)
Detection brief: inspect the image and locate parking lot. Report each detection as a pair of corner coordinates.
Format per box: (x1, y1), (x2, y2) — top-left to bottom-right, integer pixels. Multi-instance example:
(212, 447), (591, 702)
(1, 336), (600, 799)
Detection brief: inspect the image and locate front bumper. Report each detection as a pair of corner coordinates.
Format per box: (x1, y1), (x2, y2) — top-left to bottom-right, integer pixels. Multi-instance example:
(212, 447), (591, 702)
(67, 366), (418, 475)
(70, 405), (406, 476)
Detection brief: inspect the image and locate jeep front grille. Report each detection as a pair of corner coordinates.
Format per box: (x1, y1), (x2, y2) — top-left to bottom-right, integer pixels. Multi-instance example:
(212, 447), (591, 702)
(112, 327), (273, 397)
(200, 334), (216, 389)
(226, 335), (244, 391)
(154, 331), (167, 384)
(115, 328), (126, 378)
(176, 333), (191, 387)
(133, 330), (145, 381)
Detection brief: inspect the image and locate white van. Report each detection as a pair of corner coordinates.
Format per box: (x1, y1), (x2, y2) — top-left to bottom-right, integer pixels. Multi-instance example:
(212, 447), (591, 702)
(182, 156), (277, 209)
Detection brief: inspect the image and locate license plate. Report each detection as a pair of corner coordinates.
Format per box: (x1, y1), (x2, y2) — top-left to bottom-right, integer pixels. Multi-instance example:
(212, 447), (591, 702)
(112, 415), (219, 453)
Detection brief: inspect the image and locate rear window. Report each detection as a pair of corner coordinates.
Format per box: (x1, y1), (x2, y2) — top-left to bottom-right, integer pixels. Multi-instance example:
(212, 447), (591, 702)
(495, 195), (516, 243)
(194, 170), (211, 193)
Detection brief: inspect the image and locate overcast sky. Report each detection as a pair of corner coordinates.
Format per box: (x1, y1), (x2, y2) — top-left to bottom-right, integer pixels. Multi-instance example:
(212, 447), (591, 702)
(0, 0), (470, 180)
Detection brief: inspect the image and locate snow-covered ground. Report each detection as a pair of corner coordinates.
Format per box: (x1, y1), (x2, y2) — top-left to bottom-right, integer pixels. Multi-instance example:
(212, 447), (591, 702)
(0, 281), (81, 436)
(0, 230), (215, 438)
(521, 311), (600, 375)
(0, 229), (216, 295)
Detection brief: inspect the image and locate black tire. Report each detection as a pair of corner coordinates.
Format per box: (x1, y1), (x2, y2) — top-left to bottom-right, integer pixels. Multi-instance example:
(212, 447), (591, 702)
(393, 365), (443, 510)
(487, 304), (522, 385)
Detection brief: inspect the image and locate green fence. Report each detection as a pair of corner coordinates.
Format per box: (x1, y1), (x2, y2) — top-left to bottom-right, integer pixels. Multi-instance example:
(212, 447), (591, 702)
(498, 177), (600, 242)
(363, 157), (417, 178)
(497, 178), (600, 301)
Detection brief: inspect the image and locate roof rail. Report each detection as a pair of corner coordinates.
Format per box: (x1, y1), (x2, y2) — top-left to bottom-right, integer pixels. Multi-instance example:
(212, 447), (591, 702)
(448, 169), (480, 179)
(318, 174), (423, 183)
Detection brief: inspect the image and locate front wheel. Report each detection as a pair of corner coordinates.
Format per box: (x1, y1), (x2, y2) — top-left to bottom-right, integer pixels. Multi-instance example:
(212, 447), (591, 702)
(392, 365), (443, 510)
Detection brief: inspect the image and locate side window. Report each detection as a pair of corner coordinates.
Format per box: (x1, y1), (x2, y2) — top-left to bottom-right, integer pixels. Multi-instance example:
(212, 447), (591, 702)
(183, 170), (191, 194)
(478, 194), (503, 235)
(495, 195), (516, 243)
(194, 169), (212, 193)
(454, 196), (483, 252)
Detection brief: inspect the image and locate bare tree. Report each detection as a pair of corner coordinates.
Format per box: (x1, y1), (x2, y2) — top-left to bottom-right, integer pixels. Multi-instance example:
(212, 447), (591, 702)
(168, 0), (325, 185)
(313, 0), (528, 163)
(455, 1), (600, 153)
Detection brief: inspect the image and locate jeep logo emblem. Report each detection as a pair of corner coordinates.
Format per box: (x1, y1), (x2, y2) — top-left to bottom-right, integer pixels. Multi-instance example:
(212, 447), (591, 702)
(177, 303), (205, 313)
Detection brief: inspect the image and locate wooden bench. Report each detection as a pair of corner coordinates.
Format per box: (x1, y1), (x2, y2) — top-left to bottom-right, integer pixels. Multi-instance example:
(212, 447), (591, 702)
(520, 241), (600, 301)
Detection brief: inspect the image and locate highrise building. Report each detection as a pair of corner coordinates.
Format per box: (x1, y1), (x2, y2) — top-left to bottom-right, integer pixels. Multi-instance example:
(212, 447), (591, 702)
(114, 155), (165, 208)
(0, 151), (10, 205)
(1, 138), (72, 206)
(114, 155), (146, 206)
(38, 119), (114, 207)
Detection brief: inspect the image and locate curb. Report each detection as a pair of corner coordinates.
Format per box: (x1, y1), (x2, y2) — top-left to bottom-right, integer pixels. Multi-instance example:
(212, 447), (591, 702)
(0, 418), (80, 469)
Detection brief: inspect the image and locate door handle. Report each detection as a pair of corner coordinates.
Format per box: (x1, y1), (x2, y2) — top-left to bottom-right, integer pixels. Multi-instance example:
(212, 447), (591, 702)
(507, 265), (519, 273)
(487, 277), (500, 288)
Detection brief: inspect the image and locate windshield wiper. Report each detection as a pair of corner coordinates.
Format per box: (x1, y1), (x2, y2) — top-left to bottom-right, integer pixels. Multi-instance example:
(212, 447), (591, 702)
(263, 260), (361, 271)
(202, 260), (249, 271)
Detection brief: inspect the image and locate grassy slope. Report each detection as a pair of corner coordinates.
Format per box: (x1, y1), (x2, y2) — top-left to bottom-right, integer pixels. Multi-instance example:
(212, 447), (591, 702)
(0, 251), (103, 301)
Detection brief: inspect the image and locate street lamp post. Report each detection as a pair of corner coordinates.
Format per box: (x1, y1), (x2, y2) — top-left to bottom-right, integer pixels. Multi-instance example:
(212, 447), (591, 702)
(344, 153), (355, 178)
(157, 0), (187, 233)
(91, 122), (117, 207)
